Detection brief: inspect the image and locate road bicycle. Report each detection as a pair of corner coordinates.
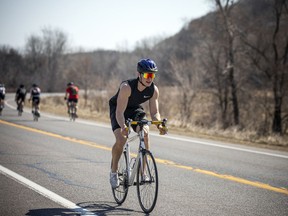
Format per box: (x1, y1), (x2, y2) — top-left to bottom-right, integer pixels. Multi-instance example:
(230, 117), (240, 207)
(17, 101), (24, 116)
(68, 101), (77, 121)
(32, 110), (40, 121)
(112, 118), (167, 213)
(0, 99), (4, 116)
(31, 100), (40, 121)
(0, 104), (3, 116)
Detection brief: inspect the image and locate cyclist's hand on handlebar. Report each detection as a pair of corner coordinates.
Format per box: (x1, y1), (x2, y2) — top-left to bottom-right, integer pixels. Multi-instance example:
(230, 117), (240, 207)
(158, 124), (168, 135)
(121, 126), (129, 138)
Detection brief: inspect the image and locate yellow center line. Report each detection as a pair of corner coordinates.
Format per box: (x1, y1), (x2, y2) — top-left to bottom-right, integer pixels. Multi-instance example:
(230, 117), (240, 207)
(1, 119), (288, 195)
(0, 119), (111, 151)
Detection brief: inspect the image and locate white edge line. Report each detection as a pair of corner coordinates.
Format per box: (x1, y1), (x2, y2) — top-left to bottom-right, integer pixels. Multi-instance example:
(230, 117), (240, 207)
(5, 99), (110, 128)
(5, 99), (288, 159)
(0, 165), (96, 216)
(152, 133), (288, 159)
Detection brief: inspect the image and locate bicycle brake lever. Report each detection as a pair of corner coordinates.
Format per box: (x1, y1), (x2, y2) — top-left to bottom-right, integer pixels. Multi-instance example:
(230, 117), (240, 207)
(162, 118), (167, 126)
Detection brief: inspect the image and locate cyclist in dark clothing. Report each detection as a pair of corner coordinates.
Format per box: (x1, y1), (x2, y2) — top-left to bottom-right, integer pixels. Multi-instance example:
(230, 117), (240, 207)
(109, 78), (155, 131)
(15, 84), (27, 111)
(0, 83), (5, 114)
(109, 58), (167, 188)
(29, 83), (41, 117)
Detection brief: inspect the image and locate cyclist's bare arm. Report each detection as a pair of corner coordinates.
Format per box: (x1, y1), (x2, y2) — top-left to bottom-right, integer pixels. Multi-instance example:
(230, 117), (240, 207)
(116, 82), (131, 134)
(64, 92), (69, 99)
(149, 85), (161, 121)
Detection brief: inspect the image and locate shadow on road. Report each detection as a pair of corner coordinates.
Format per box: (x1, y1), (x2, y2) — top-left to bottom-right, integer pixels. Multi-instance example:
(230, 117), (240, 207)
(25, 208), (81, 216)
(25, 201), (143, 216)
(77, 201), (139, 215)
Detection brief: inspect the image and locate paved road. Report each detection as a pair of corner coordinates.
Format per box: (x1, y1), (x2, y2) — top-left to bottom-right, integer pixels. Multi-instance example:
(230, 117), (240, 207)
(0, 94), (288, 215)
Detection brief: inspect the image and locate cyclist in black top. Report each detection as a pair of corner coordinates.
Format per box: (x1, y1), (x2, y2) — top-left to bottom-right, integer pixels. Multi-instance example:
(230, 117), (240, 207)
(109, 58), (167, 188)
(0, 83), (5, 110)
(0, 83), (5, 114)
(29, 84), (41, 116)
(15, 84), (27, 111)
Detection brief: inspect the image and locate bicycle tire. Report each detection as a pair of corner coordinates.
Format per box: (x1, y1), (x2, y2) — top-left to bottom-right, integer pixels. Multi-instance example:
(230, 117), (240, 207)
(112, 151), (129, 204)
(136, 150), (158, 213)
(33, 114), (38, 121)
(18, 104), (23, 116)
(72, 107), (76, 121)
(70, 112), (74, 121)
(69, 104), (76, 121)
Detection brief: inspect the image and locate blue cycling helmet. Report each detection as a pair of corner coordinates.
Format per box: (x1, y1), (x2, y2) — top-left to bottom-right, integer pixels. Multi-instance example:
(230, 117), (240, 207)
(137, 59), (158, 73)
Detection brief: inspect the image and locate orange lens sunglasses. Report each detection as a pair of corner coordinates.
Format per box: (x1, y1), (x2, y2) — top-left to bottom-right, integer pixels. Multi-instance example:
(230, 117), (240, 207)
(142, 72), (156, 79)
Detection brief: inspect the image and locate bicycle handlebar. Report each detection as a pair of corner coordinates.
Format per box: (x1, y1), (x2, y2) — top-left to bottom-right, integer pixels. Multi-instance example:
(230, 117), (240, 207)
(126, 118), (168, 127)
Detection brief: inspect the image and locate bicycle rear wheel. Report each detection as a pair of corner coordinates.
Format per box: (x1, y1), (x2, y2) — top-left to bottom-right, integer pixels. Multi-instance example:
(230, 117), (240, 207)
(112, 152), (129, 204)
(0, 104), (3, 116)
(18, 104), (23, 116)
(136, 150), (158, 213)
(70, 112), (75, 121)
(69, 106), (73, 121)
(69, 104), (76, 121)
(33, 114), (38, 121)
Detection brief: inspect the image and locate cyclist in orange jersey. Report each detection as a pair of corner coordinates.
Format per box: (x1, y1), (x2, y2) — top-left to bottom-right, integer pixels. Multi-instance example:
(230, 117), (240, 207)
(64, 82), (79, 118)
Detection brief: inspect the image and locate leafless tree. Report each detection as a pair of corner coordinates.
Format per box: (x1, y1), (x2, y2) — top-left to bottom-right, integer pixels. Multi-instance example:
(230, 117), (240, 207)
(0, 46), (23, 87)
(201, 41), (230, 128)
(240, 0), (288, 134)
(214, 0), (240, 126)
(168, 55), (197, 126)
(25, 27), (68, 91)
(69, 54), (93, 107)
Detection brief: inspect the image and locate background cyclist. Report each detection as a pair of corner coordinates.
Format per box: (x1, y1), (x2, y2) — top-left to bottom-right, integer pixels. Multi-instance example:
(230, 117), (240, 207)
(64, 82), (79, 118)
(108, 58), (167, 189)
(0, 83), (6, 112)
(29, 83), (41, 117)
(15, 84), (27, 112)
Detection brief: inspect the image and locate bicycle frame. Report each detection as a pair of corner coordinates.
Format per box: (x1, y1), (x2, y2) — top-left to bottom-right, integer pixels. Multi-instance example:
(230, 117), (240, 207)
(112, 118), (167, 213)
(125, 118), (167, 183)
(125, 129), (146, 186)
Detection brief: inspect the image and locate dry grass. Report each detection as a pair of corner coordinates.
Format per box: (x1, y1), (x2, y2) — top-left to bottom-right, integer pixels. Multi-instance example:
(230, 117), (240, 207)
(40, 95), (110, 123)
(40, 95), (288, 152)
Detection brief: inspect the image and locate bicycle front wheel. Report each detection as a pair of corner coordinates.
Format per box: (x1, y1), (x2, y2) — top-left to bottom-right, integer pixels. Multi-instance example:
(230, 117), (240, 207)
(112, 152), (129, 204)
(18, 104), (23, 116)
(136, 150), (158, 213)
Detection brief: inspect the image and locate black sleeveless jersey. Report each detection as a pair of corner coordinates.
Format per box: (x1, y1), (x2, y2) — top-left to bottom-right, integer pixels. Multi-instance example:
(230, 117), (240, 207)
(109, 78), (155, 110)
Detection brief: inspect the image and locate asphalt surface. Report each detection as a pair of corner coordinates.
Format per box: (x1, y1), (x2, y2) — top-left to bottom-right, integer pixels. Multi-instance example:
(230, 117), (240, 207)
(0, 93), (288, 215)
